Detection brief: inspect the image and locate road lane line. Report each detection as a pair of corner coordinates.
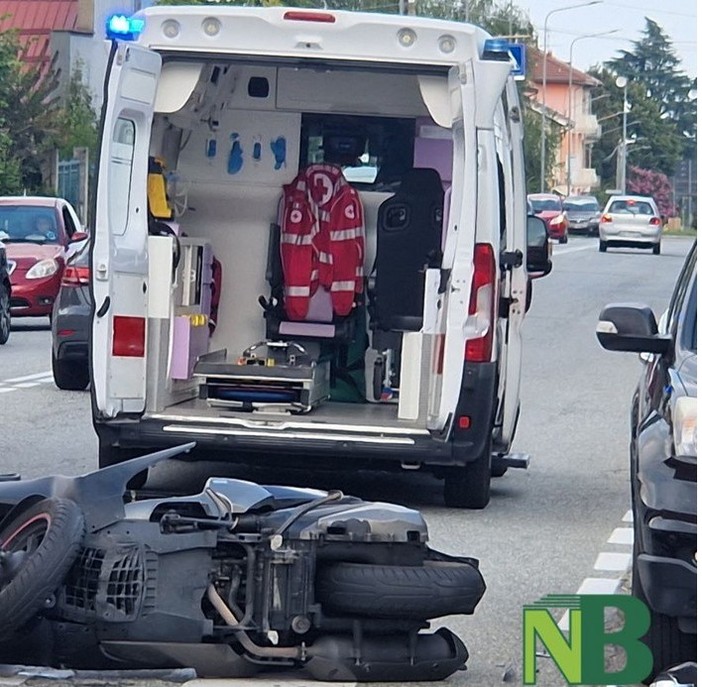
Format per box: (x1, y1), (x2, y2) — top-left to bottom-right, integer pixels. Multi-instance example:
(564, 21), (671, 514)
(552, 243), (595, 256)
(623, 510), (633, 522)
(4, 371), (52, 383)
(0, 388), (15, 393)
(14, 382), (41, 389)
(607, 528), (634, 545)
(594, 552), (631, 572)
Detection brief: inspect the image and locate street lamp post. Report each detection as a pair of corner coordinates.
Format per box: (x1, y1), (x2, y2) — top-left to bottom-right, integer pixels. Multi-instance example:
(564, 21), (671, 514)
(566, 29), (618, 196)
(539, 0), (603, 193)
(615, 75), (628, 193)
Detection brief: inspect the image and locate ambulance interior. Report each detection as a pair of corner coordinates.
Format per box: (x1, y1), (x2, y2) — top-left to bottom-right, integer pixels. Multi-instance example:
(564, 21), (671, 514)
(143, 59), (455, 429)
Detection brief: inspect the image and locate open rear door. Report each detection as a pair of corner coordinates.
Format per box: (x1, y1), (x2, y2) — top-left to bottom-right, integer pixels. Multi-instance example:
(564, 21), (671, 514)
(494, 78), (528, 449)
(91, 42), (161, 419)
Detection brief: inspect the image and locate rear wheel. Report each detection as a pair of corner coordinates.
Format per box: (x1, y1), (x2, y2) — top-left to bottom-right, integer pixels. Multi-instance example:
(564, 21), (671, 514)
(52, 353), (89, 391)
(317, 560), (485, 620)
(652, 243), (661, 255)
(0, 498), (84, 640)
(443, 443), (491, 509)
(0, 283), (10, 345)
(599, 240), (607, 252)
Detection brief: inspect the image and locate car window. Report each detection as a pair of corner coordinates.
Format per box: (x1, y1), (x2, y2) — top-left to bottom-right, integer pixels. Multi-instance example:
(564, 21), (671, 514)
(668, 245), (697, 339)
(608, 199), (654, 215)
(563, 199), (599, 212)
(530, 198), (561, 212)
(681, 278), (696, 353)
(0, 206), (61, 244)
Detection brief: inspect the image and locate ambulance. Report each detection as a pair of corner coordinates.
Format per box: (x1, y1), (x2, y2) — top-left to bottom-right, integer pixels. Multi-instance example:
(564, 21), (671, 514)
(90, 6), (551, 508)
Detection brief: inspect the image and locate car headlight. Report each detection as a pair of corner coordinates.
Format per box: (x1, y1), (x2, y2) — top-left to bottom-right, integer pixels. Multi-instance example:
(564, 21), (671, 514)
(26, 258), (59, 279)
(673, 396), (697, 458)
(549, 214), (565, 226)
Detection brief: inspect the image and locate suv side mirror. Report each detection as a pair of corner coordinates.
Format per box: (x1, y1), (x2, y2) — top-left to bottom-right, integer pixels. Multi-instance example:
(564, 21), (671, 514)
(69, 231), (89, 243)
(526, 215), (552, 278)
(596, 304), (672, 354)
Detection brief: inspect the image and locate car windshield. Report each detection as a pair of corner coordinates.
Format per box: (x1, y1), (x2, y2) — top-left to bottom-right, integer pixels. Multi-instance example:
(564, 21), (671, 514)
(564, 199), (599, 212)
(530, 198), (561, 212)
(608, 200), (654, 215)
(0, 206), (61, 244)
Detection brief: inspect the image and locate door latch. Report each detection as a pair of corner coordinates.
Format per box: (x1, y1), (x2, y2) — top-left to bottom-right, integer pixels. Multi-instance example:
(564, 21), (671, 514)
(500, 249), (523, 270)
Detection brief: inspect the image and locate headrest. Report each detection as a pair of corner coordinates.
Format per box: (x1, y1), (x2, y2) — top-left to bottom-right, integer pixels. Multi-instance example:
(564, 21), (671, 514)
(399, 168), (444, 197)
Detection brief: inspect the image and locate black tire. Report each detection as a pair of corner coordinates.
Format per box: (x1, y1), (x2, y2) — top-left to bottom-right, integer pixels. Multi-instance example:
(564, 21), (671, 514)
(0, 498), (84, 640)
(52, 353), (89, 391)
(652, 243), (661, 255)
(317, 560), (485, 620)
(443, 445), (491, 509)
(599, 240), (607, 252)
(631, 528), (696, 683)
(0, 283), (10, 345)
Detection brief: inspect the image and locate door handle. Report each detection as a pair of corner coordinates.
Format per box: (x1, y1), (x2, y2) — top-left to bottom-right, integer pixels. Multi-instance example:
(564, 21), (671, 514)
(96, 296), (111, 318)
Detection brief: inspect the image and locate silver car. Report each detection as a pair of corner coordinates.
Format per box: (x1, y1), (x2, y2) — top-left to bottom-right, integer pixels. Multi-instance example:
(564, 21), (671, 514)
(599, 195), (663, 254)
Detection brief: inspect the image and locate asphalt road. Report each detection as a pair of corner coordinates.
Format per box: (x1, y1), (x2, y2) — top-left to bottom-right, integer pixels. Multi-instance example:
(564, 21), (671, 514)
(0, 236), (694, 686)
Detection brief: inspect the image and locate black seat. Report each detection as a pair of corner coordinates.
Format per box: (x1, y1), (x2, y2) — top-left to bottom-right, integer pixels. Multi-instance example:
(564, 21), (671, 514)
(371, 168), (444, 333)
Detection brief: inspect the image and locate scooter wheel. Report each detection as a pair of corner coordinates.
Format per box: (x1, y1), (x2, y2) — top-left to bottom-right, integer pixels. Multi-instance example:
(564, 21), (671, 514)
(317, 560), (485, 620)
(0, 498), (84, 640)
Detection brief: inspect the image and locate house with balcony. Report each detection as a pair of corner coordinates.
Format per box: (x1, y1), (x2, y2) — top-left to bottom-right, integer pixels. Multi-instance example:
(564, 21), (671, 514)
(529, 49), (602, 195)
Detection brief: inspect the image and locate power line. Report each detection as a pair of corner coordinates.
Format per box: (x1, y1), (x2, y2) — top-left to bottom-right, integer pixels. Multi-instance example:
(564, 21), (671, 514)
(601, 1), (696, 18)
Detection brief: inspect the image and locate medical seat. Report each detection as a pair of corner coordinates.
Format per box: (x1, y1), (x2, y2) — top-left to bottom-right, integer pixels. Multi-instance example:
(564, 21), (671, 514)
(371, 168), (444, 333)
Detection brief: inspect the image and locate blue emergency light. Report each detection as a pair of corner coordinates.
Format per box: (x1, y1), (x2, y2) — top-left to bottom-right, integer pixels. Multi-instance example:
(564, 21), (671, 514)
(106, 14), (145, 41)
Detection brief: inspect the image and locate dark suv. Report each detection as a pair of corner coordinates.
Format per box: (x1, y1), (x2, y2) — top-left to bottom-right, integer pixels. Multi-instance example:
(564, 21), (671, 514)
(0, 241), (10, 344)
(597, 243), (697, 680)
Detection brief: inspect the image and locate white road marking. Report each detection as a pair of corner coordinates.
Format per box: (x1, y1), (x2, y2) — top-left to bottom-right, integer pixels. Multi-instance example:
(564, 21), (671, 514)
(4, 371), (53, 383)
(185, 680), (357, 687)
(623, 510), (633, 522)
(608, 528), (634, 546)
(552, 243), (595, 256)
(594, 552), (631, 572)
(0, 371), (53, 394)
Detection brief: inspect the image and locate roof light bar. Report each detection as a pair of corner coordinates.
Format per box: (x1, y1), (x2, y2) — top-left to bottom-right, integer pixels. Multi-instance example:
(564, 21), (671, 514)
(106, 14), (145, 41)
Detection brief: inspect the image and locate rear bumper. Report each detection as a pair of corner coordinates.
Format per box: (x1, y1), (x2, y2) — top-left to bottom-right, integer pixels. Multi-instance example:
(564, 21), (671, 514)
(599, 227), (662, 246)
(97, 362), (498, 471)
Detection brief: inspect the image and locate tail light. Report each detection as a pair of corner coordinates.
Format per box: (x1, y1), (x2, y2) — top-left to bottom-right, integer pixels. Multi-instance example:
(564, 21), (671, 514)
(601, 213), (612, 223)
(61, 265), (90, 286)
(112, 316), (146, 357)
(649, 217), (661, 226)
(283, 10), (335, 22)
(464, 243), (496, 362)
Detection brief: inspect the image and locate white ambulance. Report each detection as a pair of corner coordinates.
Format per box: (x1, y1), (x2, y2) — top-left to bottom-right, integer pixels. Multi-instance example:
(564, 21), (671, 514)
(90, 6), (551, 508)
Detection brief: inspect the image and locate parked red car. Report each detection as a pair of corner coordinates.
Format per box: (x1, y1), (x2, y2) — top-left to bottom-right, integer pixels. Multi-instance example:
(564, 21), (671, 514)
(527, 193), (569, 244)
(0, 197), (87, 318)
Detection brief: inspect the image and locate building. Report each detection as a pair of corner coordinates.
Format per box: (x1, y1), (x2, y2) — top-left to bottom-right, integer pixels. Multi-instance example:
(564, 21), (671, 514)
(0, 0), (144, 107)
(529, 48), (602, 195)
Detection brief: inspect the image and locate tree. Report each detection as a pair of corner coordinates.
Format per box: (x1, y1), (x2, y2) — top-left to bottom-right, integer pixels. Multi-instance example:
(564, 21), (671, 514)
(589, 65), (682, 190)
(607, 18), (696, 161)
(0, 30), (59, 194)
(626, 166), (674, 219)
(52, 64), (99, 160)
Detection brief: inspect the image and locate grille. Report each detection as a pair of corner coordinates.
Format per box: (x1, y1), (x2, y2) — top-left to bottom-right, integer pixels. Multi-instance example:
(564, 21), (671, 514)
(60, 546), (144, 621)
(106, 547), (143, 616)
(62, 547), (104, 613)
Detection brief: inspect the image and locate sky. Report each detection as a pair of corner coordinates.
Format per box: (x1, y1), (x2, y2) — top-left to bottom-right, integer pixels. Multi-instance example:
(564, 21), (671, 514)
(514, 0), (697, 80)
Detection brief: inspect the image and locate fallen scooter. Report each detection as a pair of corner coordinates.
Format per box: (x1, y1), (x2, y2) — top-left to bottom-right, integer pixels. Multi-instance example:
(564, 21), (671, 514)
(0, 444), (485, 681)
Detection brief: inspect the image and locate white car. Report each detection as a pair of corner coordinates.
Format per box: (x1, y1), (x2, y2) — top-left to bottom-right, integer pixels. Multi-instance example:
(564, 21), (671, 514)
(598, 195), (663, 254)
